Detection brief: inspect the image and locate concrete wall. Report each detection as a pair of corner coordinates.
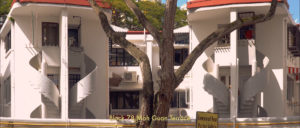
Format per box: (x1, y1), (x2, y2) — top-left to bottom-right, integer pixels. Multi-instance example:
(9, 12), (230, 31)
(189, 10), (296, 117)
(255, 15), (285, 117)
(13, 16), (41, 118)
(81, 18), (108, 118)
(189, 16), (230, 118)
(0, 4), (109, 118)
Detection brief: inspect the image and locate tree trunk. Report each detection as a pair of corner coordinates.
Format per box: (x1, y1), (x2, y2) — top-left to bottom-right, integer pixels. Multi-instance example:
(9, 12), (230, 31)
(88, 0), (279, 127)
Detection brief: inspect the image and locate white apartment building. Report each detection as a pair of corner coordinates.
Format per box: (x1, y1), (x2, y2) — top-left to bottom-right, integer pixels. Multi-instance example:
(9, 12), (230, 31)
(0, 0), (299, 122)
(0, 0), (110, 119)
(109, 26), (191, 118)
(109, 0), (300, 119)
(187, 0), (300, 118)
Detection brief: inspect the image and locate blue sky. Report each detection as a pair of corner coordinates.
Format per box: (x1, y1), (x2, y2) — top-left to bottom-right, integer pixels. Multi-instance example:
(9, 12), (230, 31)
(288, 0), (300, 23)
(162, 0), (299, 23)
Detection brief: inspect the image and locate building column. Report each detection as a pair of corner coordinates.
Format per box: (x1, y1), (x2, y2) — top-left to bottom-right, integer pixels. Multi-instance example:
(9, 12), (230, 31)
(230, 10), (239, 119)
(41, 57), (47, 118)
(10, 20), (16, 118)
(59, 8), (68, 119)
(146, 41), (153, 68)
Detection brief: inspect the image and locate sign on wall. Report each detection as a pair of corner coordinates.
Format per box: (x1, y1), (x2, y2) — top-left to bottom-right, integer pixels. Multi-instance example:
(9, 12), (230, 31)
(196, 112), (218, 128)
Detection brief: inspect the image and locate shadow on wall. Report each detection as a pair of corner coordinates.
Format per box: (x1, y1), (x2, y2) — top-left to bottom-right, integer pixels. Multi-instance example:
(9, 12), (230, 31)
(256, 51), (284, 117)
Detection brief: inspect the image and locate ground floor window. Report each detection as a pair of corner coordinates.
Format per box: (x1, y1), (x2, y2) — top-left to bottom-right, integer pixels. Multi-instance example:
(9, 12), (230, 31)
(110, 91), (139, 109)
(171, 90), (189, 108)
(287, 76), (294, 101)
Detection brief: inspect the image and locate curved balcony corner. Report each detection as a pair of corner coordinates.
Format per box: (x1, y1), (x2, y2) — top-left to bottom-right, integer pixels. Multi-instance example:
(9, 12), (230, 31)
(29, 52), (60, 117)
(69, 54), (98, 118)
(203, 73), (230, 106)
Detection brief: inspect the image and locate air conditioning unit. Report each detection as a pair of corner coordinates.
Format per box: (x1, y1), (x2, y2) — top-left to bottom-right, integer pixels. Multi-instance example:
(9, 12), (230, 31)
(123, 71), (137, 83)
(178, 109), (188, 117)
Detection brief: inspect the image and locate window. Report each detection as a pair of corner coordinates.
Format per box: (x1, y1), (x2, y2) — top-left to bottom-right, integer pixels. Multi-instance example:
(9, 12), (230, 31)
(109, 40), (139, 66)
(174, 49), (188, 66)
(220, 76), (226, 85)
(171, 90), (189, 108)
(238, 12), (255, 40)
(175, 33), (189, 44)
(288, 26), (296, 47)
(68, 28), (80, 47)
(5, 31), (11, 52)
(42, 22), (59, 46)
(110, 91), (139, 109)
(287, 76), (294, 101)
(69, 74), (81, 89)
(4, 76), (11, 104)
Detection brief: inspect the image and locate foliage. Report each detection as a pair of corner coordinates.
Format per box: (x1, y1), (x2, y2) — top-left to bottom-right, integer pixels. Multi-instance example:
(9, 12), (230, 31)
(110, 0), (187, 30)
(0, 0), (12, 16)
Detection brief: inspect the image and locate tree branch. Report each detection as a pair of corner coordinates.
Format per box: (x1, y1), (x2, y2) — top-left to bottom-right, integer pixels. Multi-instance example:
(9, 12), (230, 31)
(88, 1), (154, 126)
(174, 0), (278, 89)
(123, 0), (162, 46)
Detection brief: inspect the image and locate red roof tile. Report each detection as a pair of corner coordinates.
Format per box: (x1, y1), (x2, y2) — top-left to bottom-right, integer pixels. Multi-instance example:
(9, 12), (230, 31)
(127, 31), (150, 34)
(187, 0), (288, 9)
(12, 0), (110, 8)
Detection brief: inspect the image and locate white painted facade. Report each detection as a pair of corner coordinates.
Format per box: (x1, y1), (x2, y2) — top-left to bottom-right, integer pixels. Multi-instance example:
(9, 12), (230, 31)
(109, 1), (300, 119)
(0, 0), (300, 122)
(188, 1), (300, 118)
(0, 2), (110, 119)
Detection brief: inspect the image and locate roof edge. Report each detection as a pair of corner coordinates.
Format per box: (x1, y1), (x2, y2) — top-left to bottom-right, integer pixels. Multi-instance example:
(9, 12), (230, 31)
(11, 0), (111, 9)
(187, 0), (288, 9)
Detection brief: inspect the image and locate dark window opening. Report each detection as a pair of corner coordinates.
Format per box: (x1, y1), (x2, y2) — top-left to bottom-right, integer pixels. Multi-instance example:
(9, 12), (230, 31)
(175, 33), (189, 44)
(287, 76), (294, 101)
(4, 76), (11, 104)
(110, 91), (139, 109)
(5, 31), (11, 52)
(109, 39), (138, 66)
(238, 12), (255, 40)
(239, 25), (255, 39)
(42, 22), (59, 46)
(171, 90), (189, 108)
(68, 28), (80, 47)
(69, 74), (81, 89)
(174, 49), (188, 66)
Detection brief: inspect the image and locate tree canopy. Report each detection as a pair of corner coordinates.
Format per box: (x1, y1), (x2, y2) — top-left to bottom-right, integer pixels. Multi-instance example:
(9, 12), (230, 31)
(0, 0), (12, 16)
(110, 0), (187, 30)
